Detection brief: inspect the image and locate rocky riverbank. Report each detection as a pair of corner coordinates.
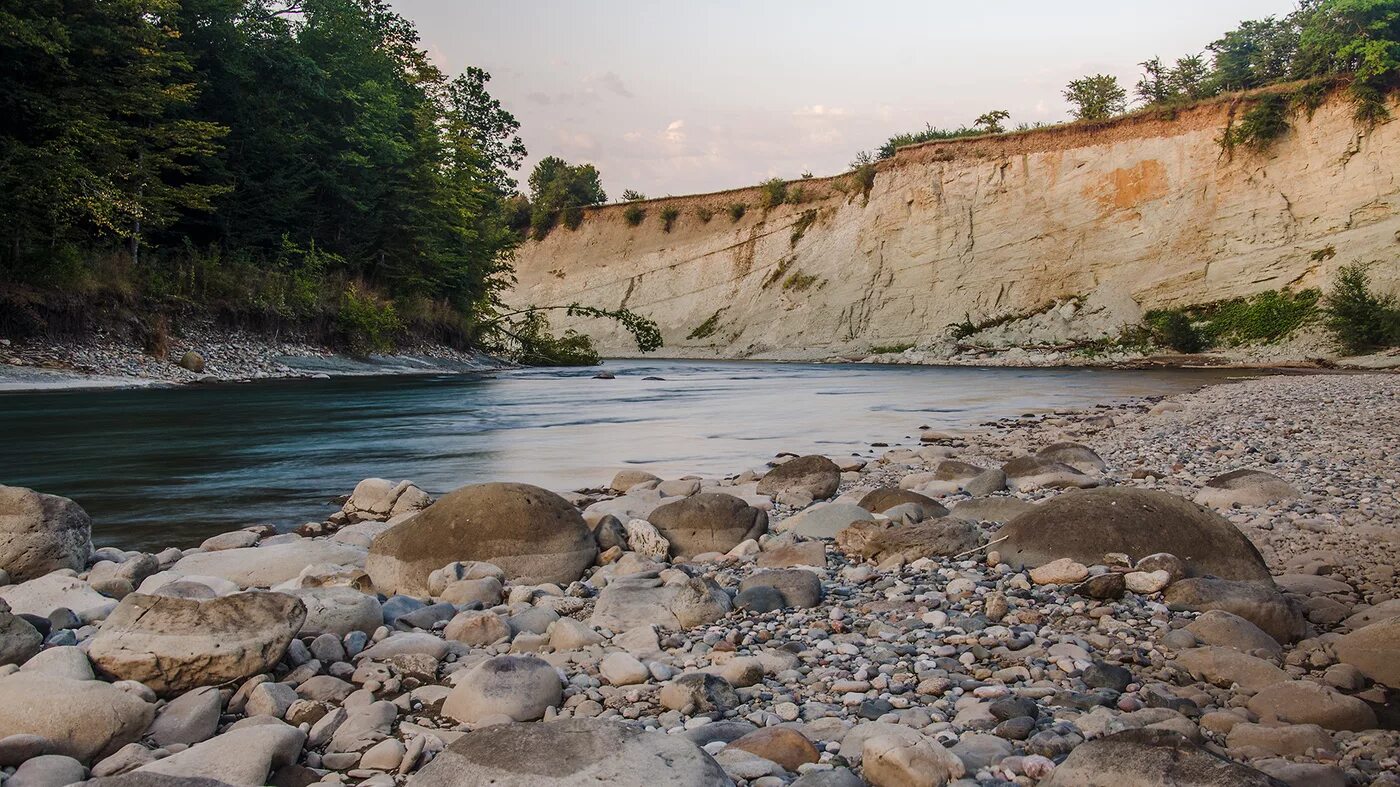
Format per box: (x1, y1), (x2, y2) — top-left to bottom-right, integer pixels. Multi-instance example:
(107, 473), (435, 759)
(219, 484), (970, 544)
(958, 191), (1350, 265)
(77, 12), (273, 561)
(0, 323), (504, 391)
(0, 373), (1397, 786)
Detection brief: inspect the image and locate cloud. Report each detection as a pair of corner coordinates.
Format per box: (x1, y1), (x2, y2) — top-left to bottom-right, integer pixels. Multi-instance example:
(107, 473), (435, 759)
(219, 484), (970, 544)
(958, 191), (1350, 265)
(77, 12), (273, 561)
(663, 120), (686, 144)
(793, 104), (848, 118)
(593, 71), (634, 99)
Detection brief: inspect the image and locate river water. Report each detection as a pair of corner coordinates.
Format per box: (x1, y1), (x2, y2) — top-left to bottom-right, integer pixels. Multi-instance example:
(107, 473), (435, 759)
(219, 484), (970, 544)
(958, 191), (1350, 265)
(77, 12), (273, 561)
(0, 360), (1253, 550)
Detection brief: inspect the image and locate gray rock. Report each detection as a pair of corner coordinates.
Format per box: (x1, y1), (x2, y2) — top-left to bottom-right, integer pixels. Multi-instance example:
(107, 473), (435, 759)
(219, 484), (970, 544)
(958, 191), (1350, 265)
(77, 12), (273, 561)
(442, 655), (563, 723)
(1334, 616), (1400, 688)
(1042, 729), (1284, 786)
(1165, 578), (1306, 644)
(756, 455), (841, 501)
(1195, 469), (1299, 509)
(777, 503), (874, 539)
(409, 718), (733, 786)
(129, 723), (304, 786)
(367, 483), (596, 594)
(0, 486), (93, 583)
(646, 493), (768, 558)
(87, 591), (306, 695)
(0, 598), (41, 666)
(286, 586), (382, 638)
(19, 645), (92, 680)
(737, 569), (822, 608)
(659, 672), (739, 714)
(589, 573), (731, 632)
(147, 686), (222, 747)
(9, 754), (87, 787)
(164, 541), (367, 589)
(1000, 488), (1274, 583)
(0, 673), (153, 763)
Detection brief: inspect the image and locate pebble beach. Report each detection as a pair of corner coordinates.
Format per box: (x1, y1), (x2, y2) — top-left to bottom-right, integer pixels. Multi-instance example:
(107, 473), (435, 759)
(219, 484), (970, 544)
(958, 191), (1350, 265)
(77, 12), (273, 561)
(1, 372), (1397, 787)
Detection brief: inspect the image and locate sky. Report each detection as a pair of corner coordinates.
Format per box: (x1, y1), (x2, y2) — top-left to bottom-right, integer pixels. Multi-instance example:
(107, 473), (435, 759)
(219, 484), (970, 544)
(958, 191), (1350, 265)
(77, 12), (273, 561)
(392, 0), (1297, 198)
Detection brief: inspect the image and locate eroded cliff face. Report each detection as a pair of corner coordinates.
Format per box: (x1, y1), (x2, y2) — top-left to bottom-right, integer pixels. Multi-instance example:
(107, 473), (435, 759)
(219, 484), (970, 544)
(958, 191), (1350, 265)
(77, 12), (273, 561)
(510, 92), (1400, 359)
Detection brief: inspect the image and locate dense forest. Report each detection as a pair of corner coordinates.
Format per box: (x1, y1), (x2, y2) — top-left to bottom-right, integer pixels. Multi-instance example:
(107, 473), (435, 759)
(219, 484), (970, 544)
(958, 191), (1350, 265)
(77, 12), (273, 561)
(0, 0), (547, 353)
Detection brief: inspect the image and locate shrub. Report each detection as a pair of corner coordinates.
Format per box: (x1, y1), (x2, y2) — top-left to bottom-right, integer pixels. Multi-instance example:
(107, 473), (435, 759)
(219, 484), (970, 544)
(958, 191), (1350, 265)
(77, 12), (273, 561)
(624, 204), (645, 226)
(790, 209), (817, 247)
(687, 308), (725, 340)
(337, 283), (401, 355)
(852, 162), (876, 201)
(783, 271), (819, 291)
(727, 202), (747, 221)
(1222, 94), (1291, 153)
(786, 185), (809, 205)
(660, 206), (680, 232)
(1197, 289), (1320, 345)
(1147, 310), (1204, 353)
(562, 205), (585, 230)
(762, 256), (794, 289)
(758, 178), (788, 209)
(1324, 263), (1400, 354)
(870, 342), (913, 354)
(696, 205), (715, 222)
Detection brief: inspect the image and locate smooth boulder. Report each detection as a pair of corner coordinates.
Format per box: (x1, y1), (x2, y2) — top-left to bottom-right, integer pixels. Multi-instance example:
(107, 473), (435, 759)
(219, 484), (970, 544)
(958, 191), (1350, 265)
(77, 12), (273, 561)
(0, 598), (41, 666)
(1335, 616), (1400, 687)
(165, 541), (367, 589)
(589, 573), (731, 632)
(857, 489), (949, 519)
(367, 483), (596, 594)
(88, 591), (305, 695)
(1165, 578), (1307, 644)
(756, 456), (841, 501)
(1042, 729), (1284, 786)
(998, 488), (1273, 583)
(835, 518), (981, 562)
(442, 655), (562, 724)
(409, 718), (733, 786)
(1196, 469), (1299, 509)
(0, 485), (93, 583)
(646, 493), (767, 558)
(0, 673), (153, 763)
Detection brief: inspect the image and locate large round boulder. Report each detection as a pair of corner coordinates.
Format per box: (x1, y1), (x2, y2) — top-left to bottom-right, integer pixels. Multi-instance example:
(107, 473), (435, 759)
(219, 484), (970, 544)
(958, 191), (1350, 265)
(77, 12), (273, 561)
(589, 573), (732, 632)
(87, 591), (306, 695)
(857, 488), (949, 519)
(367, 483), (596, 594)
(1196, 469), (1300, 509)
(287, 586), (383, 637)
(997, 488), (1272, 583)
(0, 485), (93, 583)
(1335, 616), (1400, 688)
(1165, 577), (1306, 644)
(756, 456), (840, 501)
(442, 655), (562, 724)
(1042, 729), (1284, 786)
(0, 673), (154, 763)
(646, 493), (767, 557)
(409, 718), (733, 786)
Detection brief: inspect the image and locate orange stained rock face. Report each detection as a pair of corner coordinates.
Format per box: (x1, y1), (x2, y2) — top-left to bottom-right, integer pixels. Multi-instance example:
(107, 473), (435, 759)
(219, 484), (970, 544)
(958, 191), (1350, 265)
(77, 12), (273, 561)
(1088, 159), (1170, 214)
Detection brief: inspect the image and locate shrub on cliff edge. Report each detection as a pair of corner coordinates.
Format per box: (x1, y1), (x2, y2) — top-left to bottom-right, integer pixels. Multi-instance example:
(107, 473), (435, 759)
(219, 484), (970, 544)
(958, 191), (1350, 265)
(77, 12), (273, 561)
(1325, 262), (1400, 353)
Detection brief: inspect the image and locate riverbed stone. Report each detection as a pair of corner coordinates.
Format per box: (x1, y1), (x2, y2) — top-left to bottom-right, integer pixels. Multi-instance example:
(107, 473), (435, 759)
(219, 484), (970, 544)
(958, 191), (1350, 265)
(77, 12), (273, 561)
(166, 541), (367, 589)
(1036, 442), (1106, 473)
(1185, 610), (1283, 657)
(87, 591), (305, 695)
(861, 732), (965, 787)
(857, 488), (949, 519)
(9, 754), (87, 787)
(589, 573), (731, 631)
(998, 488), (1273, 582)
(0, 598), (41, 666)
(1043, 728), (1282, 786)
(286, 586), (383, 637)
(0, 486), (93, 583)
(146, 686), (222, 747)
(409, 718), (732, 786)
(0, 673), (153, 763)
(778, 503), (874, 539)
(1195, 469), (1300, 509)
(129, 723), (305, 786)
(756, 455), (841, 501)
(646, 493), (768, 558)
(1334, 616), (1400, 687)
(1246, 680), (1377, 731)
(660, 672), (739, 714)
(1172, 646), (1288, 691)
(835, 518), (981, 563)
(1165, 578), (1306, 644)
(728, 727), (820, 772)
(0, 573), (111, 619)
(1002, 456), (1097, 491)
(367, 483), (596, 593)
(738, 569), (822, 608)
(441, 655), (562, 723)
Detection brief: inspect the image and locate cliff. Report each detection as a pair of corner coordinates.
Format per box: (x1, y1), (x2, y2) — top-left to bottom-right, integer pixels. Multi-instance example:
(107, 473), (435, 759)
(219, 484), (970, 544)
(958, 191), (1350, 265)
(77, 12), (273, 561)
(509, 90), (1400, 360)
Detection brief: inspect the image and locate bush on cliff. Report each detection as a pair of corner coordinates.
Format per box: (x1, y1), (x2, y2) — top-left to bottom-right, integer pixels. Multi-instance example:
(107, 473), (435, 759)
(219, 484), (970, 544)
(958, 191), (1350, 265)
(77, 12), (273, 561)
(1325, 263), (1400, 353)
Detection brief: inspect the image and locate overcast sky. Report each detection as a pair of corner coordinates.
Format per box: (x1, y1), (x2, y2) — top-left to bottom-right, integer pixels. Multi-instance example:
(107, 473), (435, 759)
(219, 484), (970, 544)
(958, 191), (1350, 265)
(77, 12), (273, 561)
(393, 0), (1296, 197)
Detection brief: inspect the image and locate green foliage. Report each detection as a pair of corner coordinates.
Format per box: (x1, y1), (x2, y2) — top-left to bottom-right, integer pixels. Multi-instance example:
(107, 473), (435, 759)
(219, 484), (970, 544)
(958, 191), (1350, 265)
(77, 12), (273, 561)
(874, 124), (981, 160)
(849, 162), (877, 201)
(727, 202), (748, 221)
(869, 342), (914, 354)
(501, 311), (599, 366)
(0, 0), (529, 351)
(1064, 74), (1128, 120)
(762, 257), (794, 289)
(1145, 289), (1321, 351)
(786, 185), (810, 205)
(1222, 93), (1293, 152)
(621, 189), (646, 201)
(695, 205), (715, 222)
(336, 283), (401, 355)
(973, 110), (1010, 134)
(1324, 262), (1400, 353)
(624, 204), (645, 227)
(1312, 245), (1337, 261)
(758, 178), (788, 209)
(1293, 0), (1400, 121)
(480, 303), (663, 366)
(790, 210), (817, 247)
(1147, 311), (1205, 353)
(528, 156), (605, 237)
(687, 308), (725, 340)
(660, 206), (680, 232)
(783, 271), (819, 291)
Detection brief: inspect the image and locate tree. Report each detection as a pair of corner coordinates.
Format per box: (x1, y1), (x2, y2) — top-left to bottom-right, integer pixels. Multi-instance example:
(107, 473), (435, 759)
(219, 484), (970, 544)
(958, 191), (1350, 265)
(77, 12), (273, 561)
(1208, 16), (1299, 91)
(527, 156), (606, 236)
(620, 189), (646, 201)
(973, 109), (1011, 134)
(1064, 74), (1128, 120)
(1170, 54), (1213, 101)
(1293, 0), (1400, 121)
(1135, 57), (1178, 105)
(441, 68), (527, 195)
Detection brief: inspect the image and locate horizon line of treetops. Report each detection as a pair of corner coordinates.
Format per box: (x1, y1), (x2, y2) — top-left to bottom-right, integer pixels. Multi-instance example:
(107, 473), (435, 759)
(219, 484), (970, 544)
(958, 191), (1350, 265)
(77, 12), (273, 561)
(1, 0), (1394, 360)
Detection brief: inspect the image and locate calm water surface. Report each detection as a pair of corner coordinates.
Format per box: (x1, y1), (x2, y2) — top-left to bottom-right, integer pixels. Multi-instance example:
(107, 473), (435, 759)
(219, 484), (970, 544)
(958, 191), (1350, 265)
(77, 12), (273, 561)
(0, 360), (1253, 549)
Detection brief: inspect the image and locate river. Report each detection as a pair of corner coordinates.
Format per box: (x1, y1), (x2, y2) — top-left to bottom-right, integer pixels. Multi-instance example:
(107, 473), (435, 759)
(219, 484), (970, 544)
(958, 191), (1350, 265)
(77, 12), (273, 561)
(0, 360), (1254, 550)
